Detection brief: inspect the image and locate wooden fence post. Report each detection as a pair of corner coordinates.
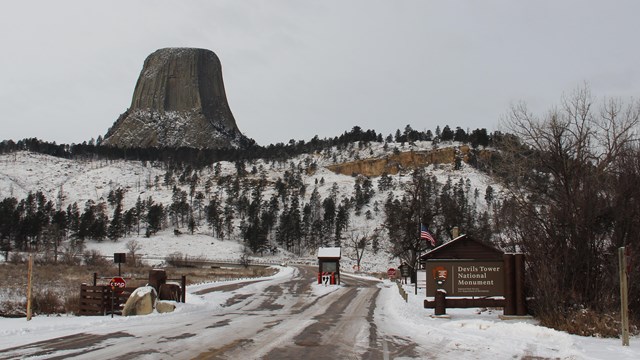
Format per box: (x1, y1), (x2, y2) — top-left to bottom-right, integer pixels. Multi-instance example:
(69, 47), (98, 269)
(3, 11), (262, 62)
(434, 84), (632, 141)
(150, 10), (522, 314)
(619, 247), (630, 346)
(181, 275), (187, 303)
(515, 254), (527, 315)
(434, 290), (446, 315)
(503, 254), (515, 315)
(26, 255), (34, 321)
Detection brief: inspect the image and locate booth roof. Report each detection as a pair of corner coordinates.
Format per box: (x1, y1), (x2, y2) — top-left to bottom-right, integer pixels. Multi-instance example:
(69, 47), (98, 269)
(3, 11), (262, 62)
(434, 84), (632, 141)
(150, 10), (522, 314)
(317, 247), (341, 259)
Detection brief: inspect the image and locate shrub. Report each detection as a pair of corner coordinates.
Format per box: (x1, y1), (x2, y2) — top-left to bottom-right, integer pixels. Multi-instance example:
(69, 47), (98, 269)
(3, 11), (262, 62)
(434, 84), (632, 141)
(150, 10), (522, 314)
(165, 252), (185, 267)
(83, 249), (110, 267)
(64, 293), (80, 315)
(61, 252), (81, 266)
(32, 289), (64, 315)
(539, 307), (637, 338)
(1, 301), (26, 317)
(164, 252), (207, 267)
(9, 252), (25, 264)
(61, 239), (85, 266)
(35, 253), (54, 265)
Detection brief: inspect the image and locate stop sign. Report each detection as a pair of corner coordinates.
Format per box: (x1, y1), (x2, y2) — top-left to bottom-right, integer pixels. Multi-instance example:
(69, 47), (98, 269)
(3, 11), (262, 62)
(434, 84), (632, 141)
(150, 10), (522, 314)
(387, 268), (396, 278)
(109, 276), (126, 289)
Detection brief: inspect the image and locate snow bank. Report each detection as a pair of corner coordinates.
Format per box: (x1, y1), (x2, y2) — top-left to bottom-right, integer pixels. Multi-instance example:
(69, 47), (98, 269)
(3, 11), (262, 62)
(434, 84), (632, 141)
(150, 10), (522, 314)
(375, 280), (640, 359)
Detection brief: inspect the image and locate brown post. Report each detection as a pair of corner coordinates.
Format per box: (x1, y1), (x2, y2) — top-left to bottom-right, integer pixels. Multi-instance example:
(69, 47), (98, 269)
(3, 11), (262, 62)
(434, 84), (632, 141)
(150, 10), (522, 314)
(181, 275), (187, 303)
(93, 272), (98, 286)
(503, 254), (516, 315)
(435, 290), (446, 315)
(619, 247), (630, 346)
(149, 269), (167, 292)
(26, 254), (34, 321)
(515, 253), (527, 315)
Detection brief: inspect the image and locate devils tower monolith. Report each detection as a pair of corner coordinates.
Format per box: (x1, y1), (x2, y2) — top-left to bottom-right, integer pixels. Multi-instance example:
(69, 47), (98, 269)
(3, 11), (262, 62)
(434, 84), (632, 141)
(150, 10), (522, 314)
(103, 48), (251, 149)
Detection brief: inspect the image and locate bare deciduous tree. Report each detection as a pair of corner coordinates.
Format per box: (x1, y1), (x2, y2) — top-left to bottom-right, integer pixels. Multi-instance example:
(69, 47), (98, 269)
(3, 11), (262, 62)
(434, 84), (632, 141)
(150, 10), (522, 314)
(497, 85), (640, 324)
(346, 227), (381, 272)
(126, 239), (143, 267)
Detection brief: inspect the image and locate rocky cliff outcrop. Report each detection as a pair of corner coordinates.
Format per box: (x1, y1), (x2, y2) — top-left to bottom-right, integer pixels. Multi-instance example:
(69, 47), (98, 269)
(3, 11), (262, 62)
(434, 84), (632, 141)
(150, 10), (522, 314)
(103, 48), (251, 149)
(326, 146), (493, 177)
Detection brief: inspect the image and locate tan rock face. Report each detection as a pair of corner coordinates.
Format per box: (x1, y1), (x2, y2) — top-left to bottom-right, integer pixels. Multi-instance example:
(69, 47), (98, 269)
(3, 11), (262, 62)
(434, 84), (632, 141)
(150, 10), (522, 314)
(103, 48), (250, 149)
(326, 146), (492, 177)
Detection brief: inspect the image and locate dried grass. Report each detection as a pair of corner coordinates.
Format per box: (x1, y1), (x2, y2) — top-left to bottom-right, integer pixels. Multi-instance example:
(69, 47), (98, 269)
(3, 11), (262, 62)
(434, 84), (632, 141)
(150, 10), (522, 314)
(0, 256), (276, 317)
(539, 307), (638, 338)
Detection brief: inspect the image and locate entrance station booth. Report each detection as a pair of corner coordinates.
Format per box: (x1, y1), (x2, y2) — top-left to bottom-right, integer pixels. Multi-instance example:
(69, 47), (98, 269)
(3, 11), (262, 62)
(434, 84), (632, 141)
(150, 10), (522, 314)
(317, 247), (341, 285)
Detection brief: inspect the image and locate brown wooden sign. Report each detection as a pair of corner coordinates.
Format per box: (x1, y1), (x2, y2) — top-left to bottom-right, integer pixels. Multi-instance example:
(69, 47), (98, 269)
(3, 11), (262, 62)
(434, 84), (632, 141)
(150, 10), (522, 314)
(426, 260), (504, 297)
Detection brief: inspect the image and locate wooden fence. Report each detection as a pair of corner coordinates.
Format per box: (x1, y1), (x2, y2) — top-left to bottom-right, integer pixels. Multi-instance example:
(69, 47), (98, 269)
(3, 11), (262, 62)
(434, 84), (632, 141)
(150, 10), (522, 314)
(79, 272), (187, 316)
(79, 285), (136, 316)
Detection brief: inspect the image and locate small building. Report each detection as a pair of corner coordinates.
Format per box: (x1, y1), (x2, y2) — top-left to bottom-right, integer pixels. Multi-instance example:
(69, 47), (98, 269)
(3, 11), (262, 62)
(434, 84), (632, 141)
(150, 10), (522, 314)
(317, 247), (341, 285)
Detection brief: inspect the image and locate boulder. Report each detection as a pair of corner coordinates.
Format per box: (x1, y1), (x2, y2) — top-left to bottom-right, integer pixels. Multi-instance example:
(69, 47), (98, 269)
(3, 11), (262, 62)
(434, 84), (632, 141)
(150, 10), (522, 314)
(156, 301), (177, 314)
(122, 286), (157, 316)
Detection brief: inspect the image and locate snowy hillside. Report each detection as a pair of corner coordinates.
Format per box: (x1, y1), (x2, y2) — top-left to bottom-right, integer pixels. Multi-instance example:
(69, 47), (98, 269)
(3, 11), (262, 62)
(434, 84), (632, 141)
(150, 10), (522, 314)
(0, 141), (501, 272)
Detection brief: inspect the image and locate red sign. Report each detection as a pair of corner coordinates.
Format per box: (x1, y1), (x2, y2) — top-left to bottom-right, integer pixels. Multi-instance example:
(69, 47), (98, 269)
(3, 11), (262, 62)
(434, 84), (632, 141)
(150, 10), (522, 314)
(109, 277), (126, 289)
(387, 268), (396, 278)
(432, 266), (448, 280)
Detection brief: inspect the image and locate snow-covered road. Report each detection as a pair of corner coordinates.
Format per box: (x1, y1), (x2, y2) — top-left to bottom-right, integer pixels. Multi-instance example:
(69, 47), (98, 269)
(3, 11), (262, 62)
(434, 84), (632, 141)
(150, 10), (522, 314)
(1, 266), (639, 359)
(0, 266), (412, 359)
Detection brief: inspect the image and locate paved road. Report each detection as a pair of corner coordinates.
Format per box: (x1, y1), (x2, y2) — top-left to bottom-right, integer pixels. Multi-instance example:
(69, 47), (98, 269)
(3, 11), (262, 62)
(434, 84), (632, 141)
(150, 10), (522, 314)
(0, 266), (420, 359)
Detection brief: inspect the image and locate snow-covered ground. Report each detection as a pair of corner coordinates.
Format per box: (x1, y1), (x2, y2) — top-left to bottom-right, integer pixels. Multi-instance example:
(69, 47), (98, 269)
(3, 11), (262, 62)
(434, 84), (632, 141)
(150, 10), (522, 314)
(84, 232), (257, 265)
(1, 149), (638, 358)
(78, 229), (391, 272)
(374, 281), (640, 359)
(0, 266), (296, 350)
(1, 270), (638, 359)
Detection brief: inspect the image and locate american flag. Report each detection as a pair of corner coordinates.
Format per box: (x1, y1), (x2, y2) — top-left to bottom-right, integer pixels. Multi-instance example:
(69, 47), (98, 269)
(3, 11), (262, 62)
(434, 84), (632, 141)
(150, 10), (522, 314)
(420, 224), (436, 247)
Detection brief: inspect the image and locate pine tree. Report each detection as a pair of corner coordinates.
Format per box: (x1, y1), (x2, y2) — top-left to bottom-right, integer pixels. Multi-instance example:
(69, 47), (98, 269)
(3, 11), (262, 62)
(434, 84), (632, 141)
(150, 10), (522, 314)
(206, 197), (223, 238)
(223, 203), (234, 240)
(334, 203), (349, 246)
(147, 203), (164, 235)
(135, 196), (144, 235)
(107, 188), (126, 241)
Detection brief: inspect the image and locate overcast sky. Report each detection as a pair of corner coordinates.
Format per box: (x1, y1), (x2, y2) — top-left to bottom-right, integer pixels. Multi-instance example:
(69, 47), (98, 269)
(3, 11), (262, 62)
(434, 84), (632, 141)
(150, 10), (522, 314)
(1, 1), (639, 146)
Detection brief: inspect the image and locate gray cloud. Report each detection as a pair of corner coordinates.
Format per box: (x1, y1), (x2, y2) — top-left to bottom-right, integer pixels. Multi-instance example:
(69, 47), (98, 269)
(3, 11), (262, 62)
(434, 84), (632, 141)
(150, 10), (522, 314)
(1, 0), (638, 146)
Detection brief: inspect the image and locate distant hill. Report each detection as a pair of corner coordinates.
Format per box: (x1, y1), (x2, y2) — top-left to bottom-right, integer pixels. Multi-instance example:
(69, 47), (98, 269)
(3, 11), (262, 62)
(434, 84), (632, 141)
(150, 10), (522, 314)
(0, 140), (501, 269)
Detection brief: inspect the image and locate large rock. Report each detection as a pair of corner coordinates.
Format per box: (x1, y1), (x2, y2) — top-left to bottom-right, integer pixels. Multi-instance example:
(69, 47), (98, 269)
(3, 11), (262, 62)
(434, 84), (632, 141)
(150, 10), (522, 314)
(122, 286), (157, 316)
(156, 300), (176, 314)
(103, 48), (252, 149)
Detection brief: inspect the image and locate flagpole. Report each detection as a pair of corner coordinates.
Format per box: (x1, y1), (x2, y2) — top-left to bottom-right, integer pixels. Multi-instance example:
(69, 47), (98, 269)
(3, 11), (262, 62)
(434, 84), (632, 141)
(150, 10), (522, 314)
(416, 183), (421, 296)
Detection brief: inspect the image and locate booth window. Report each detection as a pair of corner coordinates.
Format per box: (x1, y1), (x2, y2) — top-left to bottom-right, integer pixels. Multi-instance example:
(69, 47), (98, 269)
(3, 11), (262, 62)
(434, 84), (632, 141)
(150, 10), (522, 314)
(323, 262), (337, 273)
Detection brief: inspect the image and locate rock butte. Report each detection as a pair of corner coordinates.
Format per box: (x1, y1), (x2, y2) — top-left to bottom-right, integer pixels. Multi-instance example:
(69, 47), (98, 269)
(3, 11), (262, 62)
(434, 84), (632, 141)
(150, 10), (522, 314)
(103, 48), (250, 149)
